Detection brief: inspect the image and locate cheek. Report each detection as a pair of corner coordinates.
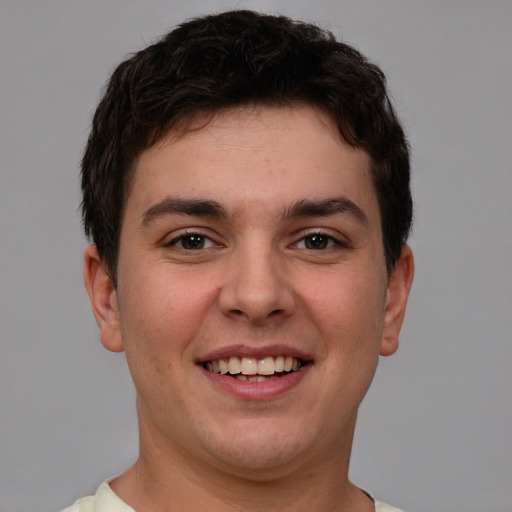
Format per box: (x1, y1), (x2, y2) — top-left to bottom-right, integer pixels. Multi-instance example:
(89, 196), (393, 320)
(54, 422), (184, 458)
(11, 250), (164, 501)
(302, 266), (387, 369)
(117, 264), (218, 359)
(307, 266), (385, 328)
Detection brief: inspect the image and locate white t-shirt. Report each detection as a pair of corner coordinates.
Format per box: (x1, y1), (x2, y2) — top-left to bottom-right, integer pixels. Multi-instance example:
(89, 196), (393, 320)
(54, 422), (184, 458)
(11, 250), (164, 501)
(60, 480), (405, 512)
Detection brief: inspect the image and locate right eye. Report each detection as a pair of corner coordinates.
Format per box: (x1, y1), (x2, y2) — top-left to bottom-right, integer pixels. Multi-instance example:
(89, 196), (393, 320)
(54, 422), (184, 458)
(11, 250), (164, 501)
(166, 233), (216, 250)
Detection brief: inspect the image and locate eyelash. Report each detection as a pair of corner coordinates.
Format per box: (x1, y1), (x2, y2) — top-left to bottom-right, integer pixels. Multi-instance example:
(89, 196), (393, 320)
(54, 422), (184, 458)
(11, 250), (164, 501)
(163, 230), (347, 251)
(164, 231), (218, 250)
(292, 231), (347, 251)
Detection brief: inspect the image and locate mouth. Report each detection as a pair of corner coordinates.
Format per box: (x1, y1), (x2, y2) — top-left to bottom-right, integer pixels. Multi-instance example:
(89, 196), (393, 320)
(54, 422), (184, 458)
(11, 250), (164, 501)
(203, 356), (305, 383)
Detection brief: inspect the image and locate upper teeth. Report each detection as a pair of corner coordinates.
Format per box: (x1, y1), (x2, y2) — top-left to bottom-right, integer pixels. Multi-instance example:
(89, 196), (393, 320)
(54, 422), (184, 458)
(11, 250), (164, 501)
(205, 356), (302, 375)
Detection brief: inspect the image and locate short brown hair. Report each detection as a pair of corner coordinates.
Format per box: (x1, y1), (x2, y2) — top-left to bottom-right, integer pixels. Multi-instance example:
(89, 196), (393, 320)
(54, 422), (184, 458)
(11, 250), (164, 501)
(81, 10), (412, 282)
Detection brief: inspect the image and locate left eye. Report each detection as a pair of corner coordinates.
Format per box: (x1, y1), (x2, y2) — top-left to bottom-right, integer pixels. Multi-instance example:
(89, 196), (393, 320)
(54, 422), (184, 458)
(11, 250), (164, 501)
(296, 234), (337, 250)
(168, 234), (216, 250)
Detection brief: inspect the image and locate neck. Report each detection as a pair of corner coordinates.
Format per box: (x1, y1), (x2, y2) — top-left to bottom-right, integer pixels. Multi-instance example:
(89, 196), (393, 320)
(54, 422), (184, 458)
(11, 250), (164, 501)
(110, 402), (373, 512)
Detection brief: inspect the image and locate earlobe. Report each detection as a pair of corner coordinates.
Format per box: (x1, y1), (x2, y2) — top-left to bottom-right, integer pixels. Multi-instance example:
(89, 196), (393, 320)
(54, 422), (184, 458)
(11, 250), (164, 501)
(380, 245), (414, 356)
(83, 244), (124, 353)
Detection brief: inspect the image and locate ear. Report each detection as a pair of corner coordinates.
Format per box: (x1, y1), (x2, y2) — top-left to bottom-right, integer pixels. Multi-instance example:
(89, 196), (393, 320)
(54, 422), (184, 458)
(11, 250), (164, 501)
(83, 244), (124, 352)
(380, 245), (414, 356)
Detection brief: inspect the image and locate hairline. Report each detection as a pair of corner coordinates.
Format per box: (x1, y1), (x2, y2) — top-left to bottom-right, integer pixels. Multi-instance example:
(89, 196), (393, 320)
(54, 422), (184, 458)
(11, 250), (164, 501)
(105, 100), (391, 284)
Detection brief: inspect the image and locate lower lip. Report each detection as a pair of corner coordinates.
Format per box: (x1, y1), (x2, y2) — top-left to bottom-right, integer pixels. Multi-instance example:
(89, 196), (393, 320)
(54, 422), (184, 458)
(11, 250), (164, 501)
(200, 364), (311, 400)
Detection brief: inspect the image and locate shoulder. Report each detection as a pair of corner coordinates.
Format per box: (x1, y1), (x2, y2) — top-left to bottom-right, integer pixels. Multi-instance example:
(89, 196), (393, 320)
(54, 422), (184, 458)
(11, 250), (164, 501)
(375, 500), (406, 512)
(60, 495), (96, 512)
(59, 480), (135, 512)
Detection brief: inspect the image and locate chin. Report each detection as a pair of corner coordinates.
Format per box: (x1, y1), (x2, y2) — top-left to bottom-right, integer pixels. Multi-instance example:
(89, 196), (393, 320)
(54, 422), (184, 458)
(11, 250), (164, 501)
(203, 419), (315, 477)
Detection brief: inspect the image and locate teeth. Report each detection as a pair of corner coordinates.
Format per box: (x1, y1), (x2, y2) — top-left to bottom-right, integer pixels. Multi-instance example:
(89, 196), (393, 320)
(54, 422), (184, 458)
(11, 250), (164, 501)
(218, 358), (229, 374)
(205, 356), (303, 377)
(258, 357), (275, 375)
(235, 374), (278, 382)
(228, 356), (241, 375)
(241, 357), (258, 375)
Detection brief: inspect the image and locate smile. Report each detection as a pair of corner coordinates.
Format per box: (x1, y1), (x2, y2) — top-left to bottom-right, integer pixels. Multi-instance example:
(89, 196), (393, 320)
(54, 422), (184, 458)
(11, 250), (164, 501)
(204, 356), (304, 382)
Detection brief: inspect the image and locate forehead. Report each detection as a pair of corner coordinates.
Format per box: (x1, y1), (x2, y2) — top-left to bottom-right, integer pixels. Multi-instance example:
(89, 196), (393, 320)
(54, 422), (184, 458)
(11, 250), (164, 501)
(126, 104), (379, 224)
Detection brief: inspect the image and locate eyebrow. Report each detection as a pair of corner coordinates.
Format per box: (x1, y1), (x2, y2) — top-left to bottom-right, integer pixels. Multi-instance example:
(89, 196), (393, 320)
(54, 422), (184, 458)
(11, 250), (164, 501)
(141, 197), (228, 226)
(283, 197), (369, 225)
(141, 195), (368, 227)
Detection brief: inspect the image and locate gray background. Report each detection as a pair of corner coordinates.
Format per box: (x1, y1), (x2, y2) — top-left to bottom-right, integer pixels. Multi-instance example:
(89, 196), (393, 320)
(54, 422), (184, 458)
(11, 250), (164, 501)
(1, 1), (511, 511)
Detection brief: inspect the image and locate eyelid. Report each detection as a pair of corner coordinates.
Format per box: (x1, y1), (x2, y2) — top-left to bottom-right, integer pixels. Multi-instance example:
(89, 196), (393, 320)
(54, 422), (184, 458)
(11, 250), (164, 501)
(162, 228), (221, 248)
(291, 228), (350, 248)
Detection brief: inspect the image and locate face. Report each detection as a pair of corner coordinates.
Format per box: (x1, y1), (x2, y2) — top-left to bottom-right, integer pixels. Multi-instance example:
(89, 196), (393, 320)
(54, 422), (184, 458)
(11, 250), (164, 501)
(85, 104), (413, 479)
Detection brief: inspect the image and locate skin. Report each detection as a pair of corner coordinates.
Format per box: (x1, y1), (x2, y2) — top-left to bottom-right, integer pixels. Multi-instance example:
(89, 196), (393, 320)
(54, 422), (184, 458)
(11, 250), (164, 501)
(84, 104), (414, 511)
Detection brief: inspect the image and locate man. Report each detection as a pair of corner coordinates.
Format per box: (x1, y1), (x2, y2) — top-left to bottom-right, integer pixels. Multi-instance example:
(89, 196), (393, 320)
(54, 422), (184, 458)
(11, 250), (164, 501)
(63, 10), (414, 512)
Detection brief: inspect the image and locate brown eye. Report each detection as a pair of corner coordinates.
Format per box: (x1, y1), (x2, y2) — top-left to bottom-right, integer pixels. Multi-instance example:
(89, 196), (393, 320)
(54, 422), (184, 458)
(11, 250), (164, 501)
(181, 235), (205, 249)
(167, 234), (215, 250)
(304, 234), (330, 250)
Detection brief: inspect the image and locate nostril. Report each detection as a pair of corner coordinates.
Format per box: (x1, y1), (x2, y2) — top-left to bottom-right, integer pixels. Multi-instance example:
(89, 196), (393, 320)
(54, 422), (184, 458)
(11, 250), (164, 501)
(218, 267), (296, 322)
(225, 307), (286, 325)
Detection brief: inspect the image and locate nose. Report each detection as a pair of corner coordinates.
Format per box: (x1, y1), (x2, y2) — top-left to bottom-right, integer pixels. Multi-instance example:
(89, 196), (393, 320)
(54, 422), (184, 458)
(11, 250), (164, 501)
(218, 242), (295, 325)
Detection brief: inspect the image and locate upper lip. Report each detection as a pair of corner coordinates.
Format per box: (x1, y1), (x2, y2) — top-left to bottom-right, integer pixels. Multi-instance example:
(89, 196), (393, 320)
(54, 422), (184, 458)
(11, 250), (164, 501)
(197, 344), (313, 364)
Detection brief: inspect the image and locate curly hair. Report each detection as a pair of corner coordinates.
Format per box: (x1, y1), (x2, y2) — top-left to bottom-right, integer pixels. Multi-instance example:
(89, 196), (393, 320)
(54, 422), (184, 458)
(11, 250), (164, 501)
(81, 10), (412, 282)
